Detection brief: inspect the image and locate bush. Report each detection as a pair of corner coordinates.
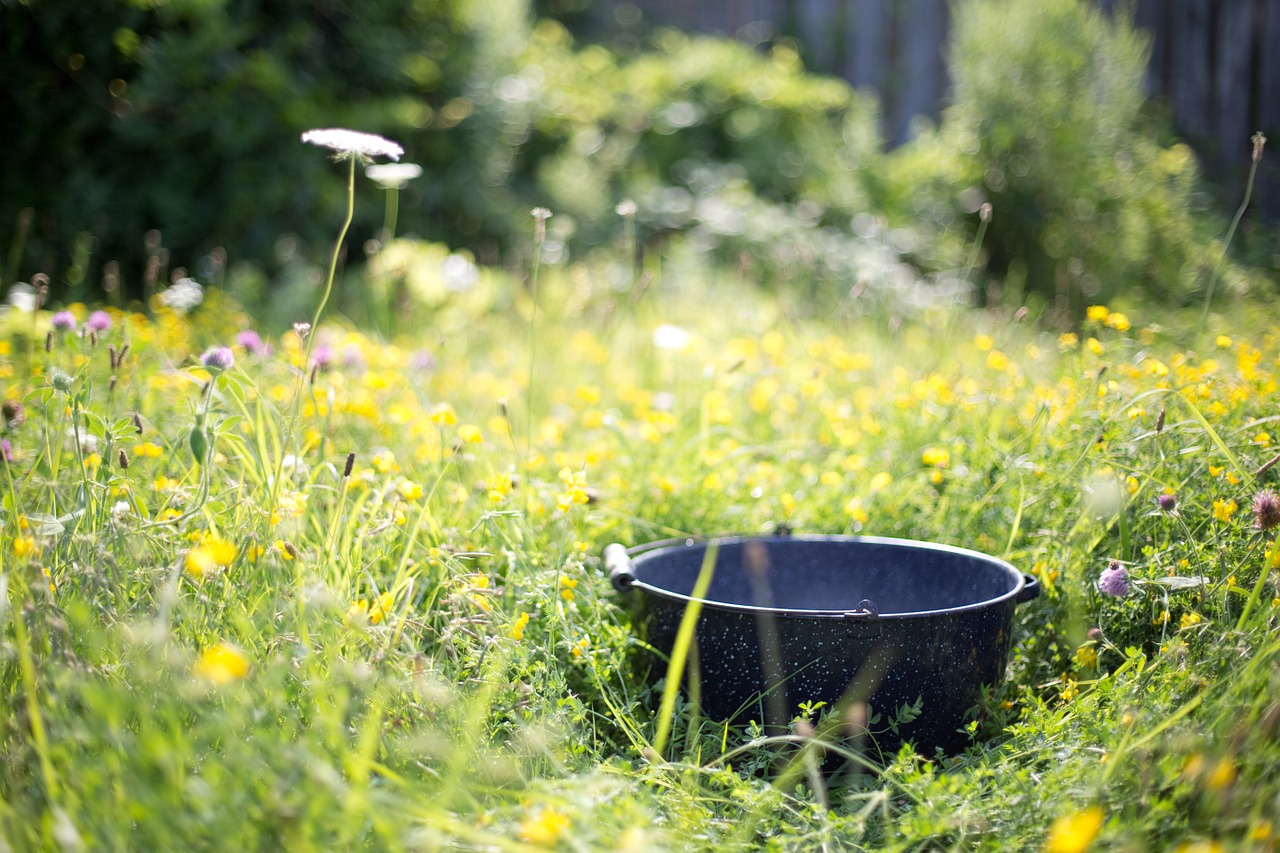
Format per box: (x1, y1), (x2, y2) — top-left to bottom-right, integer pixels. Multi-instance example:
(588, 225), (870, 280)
(911, 0), (1235, 318)
(0, 0), (487, 303)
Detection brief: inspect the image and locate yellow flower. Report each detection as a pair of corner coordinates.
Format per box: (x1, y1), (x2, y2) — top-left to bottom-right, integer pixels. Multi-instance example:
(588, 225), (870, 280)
(921, 446), (950, 468)
(397, 480), (424, 501)
(1206, 757), (1236, 791)
(1104, 312), (1130, 332)
(457, 424), (483, 444)
(134, 441), (164, 458)
(1073, 646), (1098, 669)
(185, 534), (237, 580)
(1085, 337), (1104, 355)
(192, 643), (249, 685)
(1212, 499), (1237, 522)
(1180, 612), (1202, 629)
(1253, 431), (1273, 446)
(1085, 305), (1110, 323)
(1044, 805), (1103, 853)
(1058, 332), (1079, 349)
(869, 471), (893, 492)
(274, 540), (297, 561)
(517, 807), (571, 846)
(843, 496), (868, 524)
(12, 535), (37, 559)
(369, 592), (395, 624)
(429, 403), (457, 426)
(509, 611), (529, 641)
(973, 333), (995, 352)
(1215, 335), (1232, 349)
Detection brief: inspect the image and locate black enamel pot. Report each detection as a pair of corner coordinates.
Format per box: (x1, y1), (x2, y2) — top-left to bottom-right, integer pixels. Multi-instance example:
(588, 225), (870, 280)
(607, 534), (1038, 757)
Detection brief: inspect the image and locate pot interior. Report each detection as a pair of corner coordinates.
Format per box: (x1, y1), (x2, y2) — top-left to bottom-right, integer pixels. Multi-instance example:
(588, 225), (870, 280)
(629, 536), (1022, 616)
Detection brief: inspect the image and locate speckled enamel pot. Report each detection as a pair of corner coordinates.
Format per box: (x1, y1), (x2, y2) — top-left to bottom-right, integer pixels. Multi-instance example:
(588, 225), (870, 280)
(607, 535), (1038, 756)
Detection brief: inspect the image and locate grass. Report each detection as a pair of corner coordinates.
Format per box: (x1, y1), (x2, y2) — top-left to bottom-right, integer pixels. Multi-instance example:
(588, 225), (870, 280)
(2, 219), (1279, 851)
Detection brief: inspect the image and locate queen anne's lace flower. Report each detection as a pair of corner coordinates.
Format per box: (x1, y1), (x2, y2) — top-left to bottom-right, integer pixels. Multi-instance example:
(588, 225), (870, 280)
(365, 162), (422, 188)
(301, 128), (403, 162)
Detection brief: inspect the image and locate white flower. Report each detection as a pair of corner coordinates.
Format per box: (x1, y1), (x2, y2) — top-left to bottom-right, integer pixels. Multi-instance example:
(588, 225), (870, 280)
(365, 162), (423, 188)
(442, 254), (479, 292)
(111, 501), (132, 520)
(7, 283), (36, 313)
(157, 278), (204, 314)
(653, 324), (691, 351)
(301, 128), (403, 162)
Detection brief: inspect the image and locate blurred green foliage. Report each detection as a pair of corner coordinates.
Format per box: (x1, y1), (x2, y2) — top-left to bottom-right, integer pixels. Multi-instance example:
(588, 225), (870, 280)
(1, 0), (480, 301)
(878, 0), (1260, 319)
(1, 0), (1268, 321)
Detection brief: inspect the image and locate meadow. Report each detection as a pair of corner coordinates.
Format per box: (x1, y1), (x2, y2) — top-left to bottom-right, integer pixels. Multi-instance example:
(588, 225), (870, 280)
(1, 119), (1279, 853)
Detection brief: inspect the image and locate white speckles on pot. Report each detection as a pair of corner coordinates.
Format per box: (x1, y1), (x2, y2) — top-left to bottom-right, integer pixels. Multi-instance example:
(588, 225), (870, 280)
(617, 535), (1037, 756)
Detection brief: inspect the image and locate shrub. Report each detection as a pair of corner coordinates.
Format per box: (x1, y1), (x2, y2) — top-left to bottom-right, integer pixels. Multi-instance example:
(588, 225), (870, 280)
(926, 0), (1232, 318)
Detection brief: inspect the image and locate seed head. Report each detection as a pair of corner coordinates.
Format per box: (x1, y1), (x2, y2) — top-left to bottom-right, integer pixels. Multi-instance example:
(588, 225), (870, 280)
(1252, 132), (1266, 164)
(344, 452), (355, 478)
(1253, 488), (1280, 531)
(1098, 561), (1130, 598)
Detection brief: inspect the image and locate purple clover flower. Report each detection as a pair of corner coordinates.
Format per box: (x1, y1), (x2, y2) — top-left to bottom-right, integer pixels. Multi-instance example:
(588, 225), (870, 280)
(235, 329), (270, 357)
(1098, 561), (1130, 598)
(200, 345), (235, 372)
(1, 438), (12, 463)
(85, 310), (112, 333)
(1156, 493), (1178, 514)
(1254, 489), (1280, 532)
(50, 311), (77, 332)
(311, 344), (334, 373)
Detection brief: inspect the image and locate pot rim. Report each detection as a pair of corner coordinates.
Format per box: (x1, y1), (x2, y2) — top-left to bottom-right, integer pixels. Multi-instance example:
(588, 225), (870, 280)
(621, 533), (1036, 620)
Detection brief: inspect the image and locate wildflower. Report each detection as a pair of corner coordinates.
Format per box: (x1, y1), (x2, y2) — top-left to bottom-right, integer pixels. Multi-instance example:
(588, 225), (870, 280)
(48, 369), (73, 393)
(199, 345), (235, 372)
(1045, 805), (1103, 853)
(368, 592), (394, 624)
(365, 161), (422, 188)
(921, 446), (950, 467)
(157, 278), (203, 313)
(1085, 305), (1109, 324)
(1073, 646), (1098, 669)
(235, 329), (270, 356)
(301, 128), (403, 162)
(509, 611), (530, 641)
(1156, 493), (1178, 514)
(1253, 489), (1280, 531)
(653, 324), (691, 351)
(1215, 335), (1232, 349)
(1104, 312), (1130, 332)
(50, 310), (77, 332)
(1212, 499), (1238, 522)
(292, 322), (311, 340)
(1098, 561), (1129, 598)
(2, 400), (23, 429)
(85, 310), (112, 333)
(2, 438), (14, 463)
(185, 534), (238, 580)
(192, 643), (249, 685)
(457, 424), (482, 444)
(12, 535), (37, 559)
(530, 207), (553, 244)
(517, 807), (570, 846)
(310, 344), (334, 373)
(275, 540), (298, 561)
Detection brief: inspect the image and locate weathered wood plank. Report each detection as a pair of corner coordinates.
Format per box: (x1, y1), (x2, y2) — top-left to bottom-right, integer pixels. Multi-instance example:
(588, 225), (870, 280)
(1132, 0), (1170, 96)
(1213, 0), (1254, 170)
(1169, 0), (1214, 144)
(894, 0), (948, 140)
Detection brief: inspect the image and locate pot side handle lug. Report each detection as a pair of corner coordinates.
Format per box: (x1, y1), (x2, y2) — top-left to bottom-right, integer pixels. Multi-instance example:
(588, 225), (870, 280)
(605, 543), (635, 592)
(1016, 573), (1040, 603)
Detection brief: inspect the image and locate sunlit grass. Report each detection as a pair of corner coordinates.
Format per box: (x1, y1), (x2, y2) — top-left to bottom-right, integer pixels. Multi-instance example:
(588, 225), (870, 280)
(1, 246), (1279, 850)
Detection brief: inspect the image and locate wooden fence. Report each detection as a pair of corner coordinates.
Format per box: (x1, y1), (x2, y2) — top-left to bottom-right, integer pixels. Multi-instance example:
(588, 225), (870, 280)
(614, 0), (1280, 214)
